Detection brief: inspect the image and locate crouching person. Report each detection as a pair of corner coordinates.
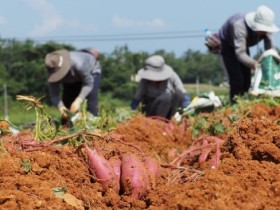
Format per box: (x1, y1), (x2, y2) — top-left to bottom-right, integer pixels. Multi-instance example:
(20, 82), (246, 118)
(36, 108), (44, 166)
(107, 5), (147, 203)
(131, 55), (190, 119)
(44, 49), (101, 125)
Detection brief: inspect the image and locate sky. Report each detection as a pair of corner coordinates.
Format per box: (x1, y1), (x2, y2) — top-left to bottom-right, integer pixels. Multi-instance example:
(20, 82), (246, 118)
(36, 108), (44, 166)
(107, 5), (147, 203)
(0, 0), (279, 56)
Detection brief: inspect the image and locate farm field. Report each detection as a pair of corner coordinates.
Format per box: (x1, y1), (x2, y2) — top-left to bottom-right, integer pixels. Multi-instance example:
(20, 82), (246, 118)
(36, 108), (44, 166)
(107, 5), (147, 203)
(184, 83), (228, 98)
(2, 84), (226, 125)
(0, 96), (279, 209)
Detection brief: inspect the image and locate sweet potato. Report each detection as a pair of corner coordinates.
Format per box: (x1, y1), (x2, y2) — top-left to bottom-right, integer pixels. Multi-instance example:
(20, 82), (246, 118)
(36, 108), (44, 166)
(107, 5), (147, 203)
(85, 145), (119, 193)
(109, 156), (122, 179)
(121, 153), (150, 199)
(108, 156), (122, 193)
(143, 157), (161, 188)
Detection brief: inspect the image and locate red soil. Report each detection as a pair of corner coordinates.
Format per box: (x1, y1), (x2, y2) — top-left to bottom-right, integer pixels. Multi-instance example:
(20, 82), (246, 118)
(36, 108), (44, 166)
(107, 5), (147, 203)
(0, 102), (279, 210)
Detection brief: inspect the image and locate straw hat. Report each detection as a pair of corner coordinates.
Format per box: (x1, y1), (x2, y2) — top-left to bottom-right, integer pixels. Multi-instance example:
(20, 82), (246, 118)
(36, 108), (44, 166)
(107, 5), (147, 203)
(137, 55), (173, 81)
(245, 5), (279, 33)
(45, 50), (72, 82)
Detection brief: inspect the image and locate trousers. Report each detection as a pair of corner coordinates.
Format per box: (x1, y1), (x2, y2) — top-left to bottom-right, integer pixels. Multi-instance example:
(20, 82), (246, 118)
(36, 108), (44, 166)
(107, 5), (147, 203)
(62, 73), (101, 116)
(142, 89), (184, 119)
(220, 44), (251, 103)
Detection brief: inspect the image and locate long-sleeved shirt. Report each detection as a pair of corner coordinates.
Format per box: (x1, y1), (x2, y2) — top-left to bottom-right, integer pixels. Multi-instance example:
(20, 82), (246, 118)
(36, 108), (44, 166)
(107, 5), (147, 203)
(48, 51), (101, 107)
(134, 68), (186, 101)
(218, 13), (273, 68)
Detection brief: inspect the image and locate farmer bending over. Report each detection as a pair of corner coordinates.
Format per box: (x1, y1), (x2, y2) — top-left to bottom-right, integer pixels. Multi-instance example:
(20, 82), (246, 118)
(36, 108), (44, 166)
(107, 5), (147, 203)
(45, 48), (102, 124)
(131, 55), (190, 119)
(218, 5), (279, 103)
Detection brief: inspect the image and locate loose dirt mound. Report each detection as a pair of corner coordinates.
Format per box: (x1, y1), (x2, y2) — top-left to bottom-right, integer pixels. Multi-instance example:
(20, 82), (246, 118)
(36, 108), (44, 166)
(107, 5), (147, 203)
(0, 103), (279, 209)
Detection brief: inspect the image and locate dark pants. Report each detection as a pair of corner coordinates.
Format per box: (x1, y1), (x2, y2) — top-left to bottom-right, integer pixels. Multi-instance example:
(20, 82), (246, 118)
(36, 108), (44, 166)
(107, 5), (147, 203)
(62, 73), (101, 116)
(220, 44), (251, 103)
(142, 90), (184, 119)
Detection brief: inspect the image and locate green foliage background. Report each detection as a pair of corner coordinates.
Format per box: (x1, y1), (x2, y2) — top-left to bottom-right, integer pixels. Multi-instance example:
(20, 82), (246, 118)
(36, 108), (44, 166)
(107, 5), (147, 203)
(0, 37), (273, 124)
(0, 38), (226, 103)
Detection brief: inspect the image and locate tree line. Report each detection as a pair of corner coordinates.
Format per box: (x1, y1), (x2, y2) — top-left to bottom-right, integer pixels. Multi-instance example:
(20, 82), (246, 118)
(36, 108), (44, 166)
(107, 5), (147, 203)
(0, 38), (227, 104)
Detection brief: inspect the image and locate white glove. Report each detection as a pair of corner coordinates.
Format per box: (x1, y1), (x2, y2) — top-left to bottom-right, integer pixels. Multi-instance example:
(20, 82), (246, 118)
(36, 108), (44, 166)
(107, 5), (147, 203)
(59, 106), (69, 119)
(253, 62), (260, 71)
(70, 97), (83, 113)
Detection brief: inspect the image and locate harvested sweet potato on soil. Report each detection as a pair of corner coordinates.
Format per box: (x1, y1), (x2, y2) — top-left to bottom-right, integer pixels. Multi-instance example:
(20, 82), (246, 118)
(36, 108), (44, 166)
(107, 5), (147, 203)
(0, 103), (280, 209)
(121, 153), (150, 199)
(86, 145), (119, 193)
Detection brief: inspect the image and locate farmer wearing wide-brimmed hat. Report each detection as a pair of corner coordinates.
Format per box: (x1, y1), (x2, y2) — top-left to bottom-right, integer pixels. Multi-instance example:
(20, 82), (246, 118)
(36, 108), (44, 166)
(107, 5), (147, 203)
(130, 55), (190, 119)
(218, 5), (279, 103)
(45, 48), (102, 124)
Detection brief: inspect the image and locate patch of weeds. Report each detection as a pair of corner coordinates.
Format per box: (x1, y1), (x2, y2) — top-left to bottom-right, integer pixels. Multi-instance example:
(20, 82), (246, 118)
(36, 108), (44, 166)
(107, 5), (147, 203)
(20, 159), (32, 173)
(16, 95), (59, 141)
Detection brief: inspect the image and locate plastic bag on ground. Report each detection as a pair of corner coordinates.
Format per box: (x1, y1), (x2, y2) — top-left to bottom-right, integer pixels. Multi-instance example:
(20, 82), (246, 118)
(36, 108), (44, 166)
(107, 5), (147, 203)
(174, 91), (222, 122)
(250, 49), (280, 96)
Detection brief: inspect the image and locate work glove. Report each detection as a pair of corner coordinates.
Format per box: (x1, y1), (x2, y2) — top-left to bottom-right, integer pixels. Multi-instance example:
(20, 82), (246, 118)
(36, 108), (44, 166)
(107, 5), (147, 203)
(254, 62), (261, 70)
(59, 106), (69, 119)
(130, 99), (140, 110)
(182, 93), (190, 108)
(250, 61), (261, 73)
(70, 97), (83, 113)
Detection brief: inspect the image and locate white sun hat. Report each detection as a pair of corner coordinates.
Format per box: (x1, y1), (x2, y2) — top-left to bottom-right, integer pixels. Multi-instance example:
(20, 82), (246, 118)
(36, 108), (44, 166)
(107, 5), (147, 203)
(245, 5), (279, 33)
(137, 55), (173, 81)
